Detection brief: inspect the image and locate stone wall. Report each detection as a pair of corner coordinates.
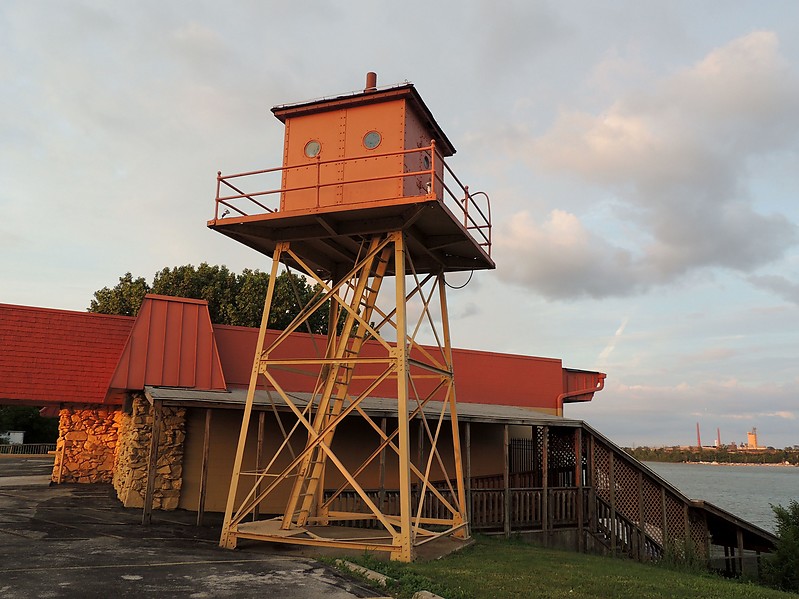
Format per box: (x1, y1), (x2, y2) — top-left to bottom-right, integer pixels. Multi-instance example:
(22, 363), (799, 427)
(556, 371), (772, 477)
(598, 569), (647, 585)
(112, 395), (186, 510)
(52, 407), (122, 483)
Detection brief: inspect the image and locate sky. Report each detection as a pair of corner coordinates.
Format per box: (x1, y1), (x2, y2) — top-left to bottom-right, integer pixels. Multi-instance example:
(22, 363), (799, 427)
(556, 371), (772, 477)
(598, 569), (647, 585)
(2, 1), (798, 449)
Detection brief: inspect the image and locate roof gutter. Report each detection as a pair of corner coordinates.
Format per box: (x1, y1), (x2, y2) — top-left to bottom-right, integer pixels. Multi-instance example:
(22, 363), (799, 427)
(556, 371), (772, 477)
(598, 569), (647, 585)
(557, 372), (606, 406)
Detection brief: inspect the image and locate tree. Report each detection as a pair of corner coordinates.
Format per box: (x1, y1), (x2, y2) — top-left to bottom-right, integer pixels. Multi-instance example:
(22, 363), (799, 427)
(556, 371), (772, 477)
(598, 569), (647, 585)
(88, 263), (329, 333)
(89, 273), (150, 316)
(0, 406), (59, 444)
(762, 500), (799, 592)
(151, 263), (239, 325)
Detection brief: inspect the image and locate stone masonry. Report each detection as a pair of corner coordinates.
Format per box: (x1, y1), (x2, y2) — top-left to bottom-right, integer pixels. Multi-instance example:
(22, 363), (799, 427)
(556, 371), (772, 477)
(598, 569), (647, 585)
(52, 406), (123, 484)
(112, 394), (186, 510)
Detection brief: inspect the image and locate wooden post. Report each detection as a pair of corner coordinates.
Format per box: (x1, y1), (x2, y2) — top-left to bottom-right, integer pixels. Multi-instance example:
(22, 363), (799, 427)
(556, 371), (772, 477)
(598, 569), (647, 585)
(418, 418), (425, 472)
(684, 504), (691, 552)
(575, 427), (584, 552)
(737, 527), (744, 575)
(724, 545), (731, 576)
(541, 426), (549, 545)
(465, 421), (472, 528)
(587, 433), (596, 534)
(378, 417), (387, 511)
(503, 424), (510, 538)
(196, 408), (212, 526)
(142, 399), (163, 525)
(637, 471), (645, 561)
(703, 510), (711, 569)
(661, 488), (668, 551)
(55, 437), (67, 484)
(253, 410), (265, 521)
(609, 450), (616, 555)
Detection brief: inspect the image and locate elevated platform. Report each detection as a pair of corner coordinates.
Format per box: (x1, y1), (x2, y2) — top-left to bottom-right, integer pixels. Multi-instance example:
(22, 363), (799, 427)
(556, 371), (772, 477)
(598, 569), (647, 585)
(207, 137), (493, 278)
(208, 195), (494, 278)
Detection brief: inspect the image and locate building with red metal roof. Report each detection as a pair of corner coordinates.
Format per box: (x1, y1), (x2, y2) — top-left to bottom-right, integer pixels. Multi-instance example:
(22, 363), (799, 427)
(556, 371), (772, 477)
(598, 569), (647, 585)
(0, 295), (604, 515)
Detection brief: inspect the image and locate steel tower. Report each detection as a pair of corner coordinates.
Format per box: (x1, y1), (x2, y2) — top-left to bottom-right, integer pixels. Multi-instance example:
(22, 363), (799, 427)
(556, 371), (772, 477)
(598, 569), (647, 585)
(210, 73), (493, 561)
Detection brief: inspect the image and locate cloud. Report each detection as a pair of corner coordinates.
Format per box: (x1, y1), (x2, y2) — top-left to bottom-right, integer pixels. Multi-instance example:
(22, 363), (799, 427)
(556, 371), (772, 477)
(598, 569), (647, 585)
(474, 0), (570, 75)
(598, 317), (629, 362)
(748, 274), (799, 304)
(496, 210), (643, 299)
(504, 31), (799, 298)
(569, 377), (799, 447)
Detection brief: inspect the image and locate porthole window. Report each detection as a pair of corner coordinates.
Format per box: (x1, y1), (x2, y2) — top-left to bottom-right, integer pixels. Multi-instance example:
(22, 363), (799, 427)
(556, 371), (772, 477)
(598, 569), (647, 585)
(363, 131), (382, 150)
(423, 154), (430, 169)
(304, 140), (321, 158)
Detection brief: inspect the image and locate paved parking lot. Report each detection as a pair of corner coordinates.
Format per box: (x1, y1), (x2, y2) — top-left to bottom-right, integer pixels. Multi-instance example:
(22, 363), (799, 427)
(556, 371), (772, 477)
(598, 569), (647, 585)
(0, 456), (381, 598)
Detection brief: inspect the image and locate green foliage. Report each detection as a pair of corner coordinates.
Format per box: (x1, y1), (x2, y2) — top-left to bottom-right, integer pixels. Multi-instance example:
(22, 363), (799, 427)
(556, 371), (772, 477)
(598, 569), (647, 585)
(624, 446), (799, 466)
(340, 536), (795, 599)
(151, 263), (239, 325)
(88, 263), (330, 332)
(660, 539), (706, 574)
(0, 406), (58, 443)
(762, 500), (799, 592)
(330, 553), (469, 599)
(89, 272), (150, 316)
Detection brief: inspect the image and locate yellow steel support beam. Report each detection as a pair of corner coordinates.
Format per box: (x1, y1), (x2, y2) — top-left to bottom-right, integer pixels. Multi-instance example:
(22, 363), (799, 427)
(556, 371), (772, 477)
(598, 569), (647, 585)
(218, 231), (469, 561)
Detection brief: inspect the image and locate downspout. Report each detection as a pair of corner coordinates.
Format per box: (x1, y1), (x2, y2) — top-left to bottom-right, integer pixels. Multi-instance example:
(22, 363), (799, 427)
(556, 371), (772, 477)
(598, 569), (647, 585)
(557, 373), (606, 416)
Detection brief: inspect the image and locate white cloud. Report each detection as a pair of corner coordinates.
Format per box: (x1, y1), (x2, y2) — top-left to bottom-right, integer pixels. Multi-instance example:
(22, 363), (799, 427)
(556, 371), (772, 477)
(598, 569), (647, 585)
(748, 274), (799, 304)
(598, 317), (629, 363)
(505, 31), (799, 298)
(496, 210), (642, 298)
(570, 377), (799, 447)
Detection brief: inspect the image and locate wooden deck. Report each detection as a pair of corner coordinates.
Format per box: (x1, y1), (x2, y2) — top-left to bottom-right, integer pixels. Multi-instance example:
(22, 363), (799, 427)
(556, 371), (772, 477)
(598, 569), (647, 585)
(322, 421), (778, 575)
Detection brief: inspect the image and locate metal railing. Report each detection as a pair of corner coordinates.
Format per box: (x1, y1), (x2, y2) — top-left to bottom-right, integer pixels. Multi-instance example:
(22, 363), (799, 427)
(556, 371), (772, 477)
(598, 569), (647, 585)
(212, 141), (492, 256)
(314, 421), (776, 570)
(0, 443), (56, 455)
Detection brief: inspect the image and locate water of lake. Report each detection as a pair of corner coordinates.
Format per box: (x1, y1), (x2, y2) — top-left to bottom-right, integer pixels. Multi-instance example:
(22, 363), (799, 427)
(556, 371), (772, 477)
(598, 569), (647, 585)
(644, 461), (799, 534)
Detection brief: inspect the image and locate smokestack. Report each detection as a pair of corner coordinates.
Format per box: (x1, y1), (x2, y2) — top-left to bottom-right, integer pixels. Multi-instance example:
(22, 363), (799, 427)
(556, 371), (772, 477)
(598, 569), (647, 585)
(365, 71), (377, 92)
(717, 427), (721, 448)
(696, 422), (701, 449)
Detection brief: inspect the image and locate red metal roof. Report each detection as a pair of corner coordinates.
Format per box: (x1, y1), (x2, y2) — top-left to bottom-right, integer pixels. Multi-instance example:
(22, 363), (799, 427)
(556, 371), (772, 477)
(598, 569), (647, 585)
(109, 295), (226, 392)
(0, 299), (602, 413)
(212, 324), (603, 413)
(0, 303), (133, 405)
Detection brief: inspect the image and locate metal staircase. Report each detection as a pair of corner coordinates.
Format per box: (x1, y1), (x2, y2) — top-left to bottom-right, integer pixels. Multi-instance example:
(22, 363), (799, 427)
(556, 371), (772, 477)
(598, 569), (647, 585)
(283, 239), (392, 528)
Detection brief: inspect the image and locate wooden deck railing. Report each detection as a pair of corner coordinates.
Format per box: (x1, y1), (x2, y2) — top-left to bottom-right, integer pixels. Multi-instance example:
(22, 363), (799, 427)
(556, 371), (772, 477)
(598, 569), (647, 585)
(323, 420), (777, 571)
(594, 495), (664, 561)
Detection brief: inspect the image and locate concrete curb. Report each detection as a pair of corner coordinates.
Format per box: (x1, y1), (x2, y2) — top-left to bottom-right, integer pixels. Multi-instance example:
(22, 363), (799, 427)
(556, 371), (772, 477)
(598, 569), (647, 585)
(334, 559), (445, 599)
(335, 559), (393, 587)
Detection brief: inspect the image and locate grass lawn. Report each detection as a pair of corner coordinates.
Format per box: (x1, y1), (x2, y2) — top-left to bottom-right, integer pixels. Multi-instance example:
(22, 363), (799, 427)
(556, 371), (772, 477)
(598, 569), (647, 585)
(340, 535), (798, 599)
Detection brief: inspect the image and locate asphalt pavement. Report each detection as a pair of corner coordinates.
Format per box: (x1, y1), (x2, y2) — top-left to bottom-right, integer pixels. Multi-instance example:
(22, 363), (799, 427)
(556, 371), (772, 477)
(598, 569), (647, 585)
(0, 455), (383, 598)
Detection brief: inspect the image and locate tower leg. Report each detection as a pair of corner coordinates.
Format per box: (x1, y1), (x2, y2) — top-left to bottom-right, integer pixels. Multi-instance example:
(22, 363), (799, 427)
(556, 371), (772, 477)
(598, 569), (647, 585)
(219, 244), (285, 548)
(217, 232), (468, 562)
(438, 272), (469, 539)
(393, 230), (414, 562)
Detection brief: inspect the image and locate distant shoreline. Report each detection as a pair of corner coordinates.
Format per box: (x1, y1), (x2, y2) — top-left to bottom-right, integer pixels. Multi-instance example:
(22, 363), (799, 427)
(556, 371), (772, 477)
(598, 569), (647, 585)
(645, 460), (797, 468)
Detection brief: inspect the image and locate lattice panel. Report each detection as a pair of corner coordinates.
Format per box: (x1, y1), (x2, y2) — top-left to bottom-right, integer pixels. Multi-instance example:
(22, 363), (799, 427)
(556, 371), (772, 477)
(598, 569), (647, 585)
(642, 477), (664, 544)
(593, 443), (611, 502)
(548, 428), (577, 487)
(663, 492), (686, 544)
(613, 457), (639, 523)
(689, 510), (708, 559)
(580, 433), (589, 487)
(533, 426), (545, 487)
